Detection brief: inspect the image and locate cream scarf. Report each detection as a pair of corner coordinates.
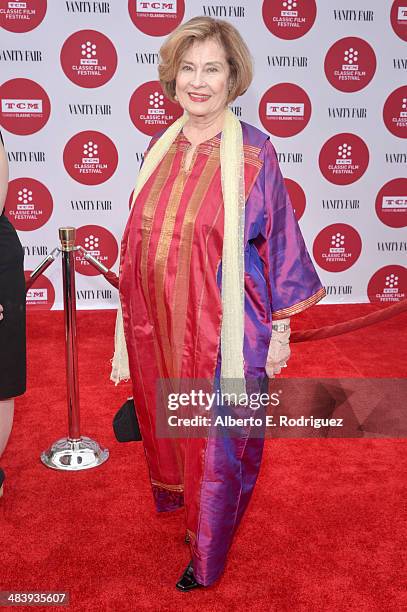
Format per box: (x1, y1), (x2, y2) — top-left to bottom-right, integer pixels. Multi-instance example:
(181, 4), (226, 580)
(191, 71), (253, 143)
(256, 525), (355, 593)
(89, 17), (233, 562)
(111, 107), (246, 396)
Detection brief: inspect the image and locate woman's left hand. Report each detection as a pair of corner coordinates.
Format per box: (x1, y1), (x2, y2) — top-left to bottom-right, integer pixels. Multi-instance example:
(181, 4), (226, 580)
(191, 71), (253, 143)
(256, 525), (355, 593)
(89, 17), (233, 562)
(265, 319), (291, 378)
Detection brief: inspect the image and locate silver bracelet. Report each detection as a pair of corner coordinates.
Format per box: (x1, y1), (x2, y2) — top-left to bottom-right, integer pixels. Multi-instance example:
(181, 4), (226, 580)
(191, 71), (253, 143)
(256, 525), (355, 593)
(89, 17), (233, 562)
(272, 322), (290, 333)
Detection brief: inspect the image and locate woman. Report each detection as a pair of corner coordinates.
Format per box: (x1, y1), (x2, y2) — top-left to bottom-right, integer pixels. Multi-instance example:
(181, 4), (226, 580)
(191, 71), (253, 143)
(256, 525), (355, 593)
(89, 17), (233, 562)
(112, 16), (325, 590)
(0, 129), (27, 497)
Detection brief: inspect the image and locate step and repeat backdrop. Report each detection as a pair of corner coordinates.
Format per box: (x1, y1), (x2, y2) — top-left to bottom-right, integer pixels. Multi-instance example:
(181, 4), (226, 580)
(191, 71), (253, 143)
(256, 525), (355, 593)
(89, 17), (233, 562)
(0, 0), (406, 311)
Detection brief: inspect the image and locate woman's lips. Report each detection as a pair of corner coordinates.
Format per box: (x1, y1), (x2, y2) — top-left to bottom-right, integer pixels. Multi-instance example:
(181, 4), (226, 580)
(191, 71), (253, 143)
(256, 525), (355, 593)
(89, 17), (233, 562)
(188, 93), (210, 102)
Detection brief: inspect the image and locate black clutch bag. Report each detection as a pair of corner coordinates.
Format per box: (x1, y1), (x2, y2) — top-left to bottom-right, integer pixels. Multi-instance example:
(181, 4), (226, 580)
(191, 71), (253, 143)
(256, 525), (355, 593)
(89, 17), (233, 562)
(112, 398), (142, 442)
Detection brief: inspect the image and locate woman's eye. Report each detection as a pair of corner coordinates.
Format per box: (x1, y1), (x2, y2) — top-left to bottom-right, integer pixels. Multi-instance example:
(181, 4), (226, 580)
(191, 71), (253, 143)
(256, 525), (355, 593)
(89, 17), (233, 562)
(181, 65), (192, 71)
(207, 67), (218, 73)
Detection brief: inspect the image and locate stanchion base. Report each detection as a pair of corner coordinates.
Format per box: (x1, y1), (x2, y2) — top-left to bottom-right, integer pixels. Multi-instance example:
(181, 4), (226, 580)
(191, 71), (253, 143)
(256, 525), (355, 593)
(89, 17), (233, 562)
(40, 436), (109, 471)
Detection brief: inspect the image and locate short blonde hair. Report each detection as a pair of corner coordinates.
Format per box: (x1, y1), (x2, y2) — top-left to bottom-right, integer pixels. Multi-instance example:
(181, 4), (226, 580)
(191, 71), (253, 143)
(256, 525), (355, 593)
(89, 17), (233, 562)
(158, 16), (253, 105)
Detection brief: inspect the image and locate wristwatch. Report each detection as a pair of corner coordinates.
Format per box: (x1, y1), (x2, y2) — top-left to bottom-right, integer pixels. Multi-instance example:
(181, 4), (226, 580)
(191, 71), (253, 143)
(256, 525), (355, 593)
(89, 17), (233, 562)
(272, 322), (290, 332)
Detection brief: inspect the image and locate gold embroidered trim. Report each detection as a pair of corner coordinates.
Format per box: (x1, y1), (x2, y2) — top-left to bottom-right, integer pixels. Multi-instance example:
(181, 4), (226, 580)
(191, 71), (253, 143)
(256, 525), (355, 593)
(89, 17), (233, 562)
(151, 479), (184, 492)
(272, 286), (326, 319)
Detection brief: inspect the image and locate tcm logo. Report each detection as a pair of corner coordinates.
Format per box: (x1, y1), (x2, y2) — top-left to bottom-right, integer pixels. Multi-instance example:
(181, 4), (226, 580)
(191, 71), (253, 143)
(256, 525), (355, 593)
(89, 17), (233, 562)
(27, 288), (48, 302)
(80, 40), (98, 65)
(384, 273), (399, 294)
(82, 141), (100, 164)
(336, 142), (352, 165)
(136, 1), (177, 13)
(342, 47), (359, 71)
(83, 234), (100, 256)
(329, 232), (345, 254)
(281, 0), (298, 17)
(1, 99), (43, 113)
(148, 90), (165, 115)
(17, 187), (34, 211)
(382, 196), (407, 209)
(266, 103), (304, 117)
(398, 6), (407, 20)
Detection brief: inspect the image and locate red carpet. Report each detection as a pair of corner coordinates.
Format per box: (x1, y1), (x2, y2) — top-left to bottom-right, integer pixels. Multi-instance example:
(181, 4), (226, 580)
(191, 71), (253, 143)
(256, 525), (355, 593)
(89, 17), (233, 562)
(1, 304), (406, 611)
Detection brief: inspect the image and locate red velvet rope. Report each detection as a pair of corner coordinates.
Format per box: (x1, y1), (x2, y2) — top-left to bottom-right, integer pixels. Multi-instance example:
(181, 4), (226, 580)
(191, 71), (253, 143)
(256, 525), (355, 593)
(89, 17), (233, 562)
(25, 275), (37, 292)
(103, 270), (119, 289)
(291, 298), (407, 343)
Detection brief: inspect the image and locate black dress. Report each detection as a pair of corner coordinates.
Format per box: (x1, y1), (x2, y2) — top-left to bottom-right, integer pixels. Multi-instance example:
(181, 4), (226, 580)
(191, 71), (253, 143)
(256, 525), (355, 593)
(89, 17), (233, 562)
(0, 130), (26, 399)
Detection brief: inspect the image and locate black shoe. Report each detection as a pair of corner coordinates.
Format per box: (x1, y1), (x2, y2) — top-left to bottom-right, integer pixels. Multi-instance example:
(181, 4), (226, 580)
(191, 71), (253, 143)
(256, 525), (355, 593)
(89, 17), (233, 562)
(175, 561), (202, 592)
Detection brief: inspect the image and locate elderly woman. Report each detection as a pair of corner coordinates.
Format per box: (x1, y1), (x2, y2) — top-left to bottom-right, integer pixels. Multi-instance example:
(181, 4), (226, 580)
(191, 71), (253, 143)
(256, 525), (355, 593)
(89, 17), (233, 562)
(112, 16), (325, 590)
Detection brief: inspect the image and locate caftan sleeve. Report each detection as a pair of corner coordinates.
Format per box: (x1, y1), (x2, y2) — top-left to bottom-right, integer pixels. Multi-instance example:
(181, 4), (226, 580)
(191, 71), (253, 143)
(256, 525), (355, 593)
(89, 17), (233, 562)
(254, 139), (326, 320)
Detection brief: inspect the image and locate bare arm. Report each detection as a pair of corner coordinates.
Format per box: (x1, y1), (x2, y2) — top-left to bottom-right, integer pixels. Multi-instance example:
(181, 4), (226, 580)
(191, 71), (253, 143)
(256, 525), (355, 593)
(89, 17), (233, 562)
(0, 139), (9, 215)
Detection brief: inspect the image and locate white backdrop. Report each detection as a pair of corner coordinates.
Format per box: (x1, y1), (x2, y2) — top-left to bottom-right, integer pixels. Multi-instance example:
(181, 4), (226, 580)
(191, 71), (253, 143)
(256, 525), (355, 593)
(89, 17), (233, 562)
(0, 0), (406, 311)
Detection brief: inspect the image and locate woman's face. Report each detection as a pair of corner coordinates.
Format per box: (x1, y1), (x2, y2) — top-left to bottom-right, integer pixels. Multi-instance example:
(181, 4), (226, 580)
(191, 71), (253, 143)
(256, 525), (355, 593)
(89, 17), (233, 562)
(175, 38), (231, 120)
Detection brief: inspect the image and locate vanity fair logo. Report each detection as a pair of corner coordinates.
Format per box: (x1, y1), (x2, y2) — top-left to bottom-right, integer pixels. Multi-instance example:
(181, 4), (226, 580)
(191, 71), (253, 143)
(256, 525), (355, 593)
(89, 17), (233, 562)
(375, 179), (407, 229)
(383, 86), (407, 138)
(0, 49), (42, 62)
(65, 1), (110, 12)
(0, 78), (50, 135)
(333, 9), (374, 21)
(324, 37), (376, 93)
(202, 6), (245, 18)
(262, 0), (316, 40)
(367, 265), (406, 304)
(284, 178), (306, 220)
(391, 0), (407, 41)
(313, 223), (362, 272)
(74, 225), (118, 276)
(0, 0), (47, 33)
(25, 271), (55, 311)
(129, 80), (182, 136)
(7, 150), (45, 163)
(327, 107), (367, 120)
(319, 133), (369, 185)
(63, 131), (118, 185)
(5, 177), (53, 230)
(60, 30), (117, 88)
(259, 83), (311, 137)
(128, 0), (184, 36)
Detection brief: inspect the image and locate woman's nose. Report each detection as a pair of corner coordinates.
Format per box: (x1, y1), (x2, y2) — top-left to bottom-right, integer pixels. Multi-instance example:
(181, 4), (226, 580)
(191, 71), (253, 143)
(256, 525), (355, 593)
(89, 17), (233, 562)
(190, 70), (206, 88)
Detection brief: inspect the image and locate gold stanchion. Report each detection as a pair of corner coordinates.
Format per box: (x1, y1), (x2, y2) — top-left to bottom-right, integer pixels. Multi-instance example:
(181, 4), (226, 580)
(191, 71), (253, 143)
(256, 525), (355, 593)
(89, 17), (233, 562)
(41, 227), (109, 471)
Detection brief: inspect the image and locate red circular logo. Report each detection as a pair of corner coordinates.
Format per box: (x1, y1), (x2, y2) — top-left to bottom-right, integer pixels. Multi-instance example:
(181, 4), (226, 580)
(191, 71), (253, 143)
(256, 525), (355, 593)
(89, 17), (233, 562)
(0, 0), (46, 33)
(313, 223), (362, 272)
(74, 225), (118, 276)
(25, 271), (55, 311)
(284, 178), (306, 220)
(375, 178), (407, 229)
(367, 265), (406, 304)
(259, 83), (311, 137)
(128, 0), (184, 36)
(383, 86), (407, 139)
(129, 80), (183, 136)
(5, 178), (53, 231)
(60, 30), (118, 88)
(319, 133), (369, 186)
(391, 0), (407, 41)
(324, 37), (376, 93)
(262, 0), (317, 39)
(63, 131), (118, 185)
(0, 78), (51, 135)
